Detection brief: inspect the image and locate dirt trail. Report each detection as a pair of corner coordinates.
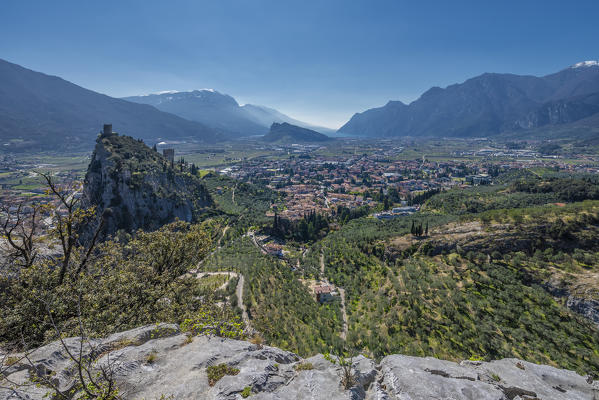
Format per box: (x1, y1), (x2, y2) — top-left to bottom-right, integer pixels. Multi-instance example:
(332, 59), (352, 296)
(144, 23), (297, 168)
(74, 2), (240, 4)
(236, 274), (254, 335)
(248, 231), (267, 254)
(196, 271), (237, 291)
(217, 226), (229, 248)
(194, 270), (253, 334)
(338, 287), (348, 340)
(320, 250), (349, 341)
(197, 225), (229, 268)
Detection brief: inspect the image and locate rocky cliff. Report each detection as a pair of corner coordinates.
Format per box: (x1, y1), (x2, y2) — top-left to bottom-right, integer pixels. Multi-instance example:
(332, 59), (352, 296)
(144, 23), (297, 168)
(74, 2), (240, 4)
(83, 132), (212, 238)
(2, 324), (597, 399)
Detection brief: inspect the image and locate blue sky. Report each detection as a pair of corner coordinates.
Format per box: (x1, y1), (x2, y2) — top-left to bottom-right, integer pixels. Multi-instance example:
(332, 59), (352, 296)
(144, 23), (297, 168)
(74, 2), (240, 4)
(2, 1), (598, 128)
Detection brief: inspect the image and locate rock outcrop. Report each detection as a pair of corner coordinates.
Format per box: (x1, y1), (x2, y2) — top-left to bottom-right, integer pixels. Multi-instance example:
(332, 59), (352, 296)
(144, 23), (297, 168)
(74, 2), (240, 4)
(2, 324), (598, 399)
(545, 282), (599, 328)
(83, 132), (212, 238)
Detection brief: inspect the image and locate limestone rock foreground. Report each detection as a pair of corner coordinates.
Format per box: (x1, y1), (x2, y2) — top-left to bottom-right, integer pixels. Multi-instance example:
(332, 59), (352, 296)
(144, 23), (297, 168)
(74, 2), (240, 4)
(1, 324), (598, 399)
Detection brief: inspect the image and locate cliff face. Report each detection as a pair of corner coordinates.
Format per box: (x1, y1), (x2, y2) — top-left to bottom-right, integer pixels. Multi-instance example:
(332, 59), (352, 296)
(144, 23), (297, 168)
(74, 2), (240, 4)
(516, 92), (599, 129)
(83, 133), (212, 237)
(2, 324), (597, 400)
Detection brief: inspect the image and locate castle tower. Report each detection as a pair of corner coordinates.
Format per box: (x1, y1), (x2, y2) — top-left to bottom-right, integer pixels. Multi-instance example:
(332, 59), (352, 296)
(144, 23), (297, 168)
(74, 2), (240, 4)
(163, 148), (175, 164)
(103, 124), (112, 136)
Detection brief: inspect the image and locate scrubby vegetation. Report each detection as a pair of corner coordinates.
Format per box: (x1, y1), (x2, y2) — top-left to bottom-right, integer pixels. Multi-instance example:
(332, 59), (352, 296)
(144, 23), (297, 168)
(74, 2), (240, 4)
(0, 219), (218, 347)
(294, 362), (314, 371)
(206, 364), (239, 386)
(423, 174), (599, 215)
(4, 134), (599, 392)
(304, 184), (599, 375)
(202, 238), (344, 355)
(201, 173), (280, 230)
(0, 171), (232, 350)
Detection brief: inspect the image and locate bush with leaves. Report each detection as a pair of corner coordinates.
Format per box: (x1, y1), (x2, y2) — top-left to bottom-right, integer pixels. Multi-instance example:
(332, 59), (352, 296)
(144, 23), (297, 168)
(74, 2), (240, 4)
(206, 364), (239, 386)
(180, 305), (245, 339)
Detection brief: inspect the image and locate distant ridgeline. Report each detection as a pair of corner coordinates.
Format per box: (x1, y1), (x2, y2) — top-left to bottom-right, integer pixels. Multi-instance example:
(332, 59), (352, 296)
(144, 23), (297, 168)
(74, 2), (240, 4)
(262, 122), (331, 143)
(83, 126), (212, 238)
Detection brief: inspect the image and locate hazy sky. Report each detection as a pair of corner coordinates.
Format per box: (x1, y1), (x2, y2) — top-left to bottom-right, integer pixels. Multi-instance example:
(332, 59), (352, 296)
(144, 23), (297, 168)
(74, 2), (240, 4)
(2, 0), (598, 128)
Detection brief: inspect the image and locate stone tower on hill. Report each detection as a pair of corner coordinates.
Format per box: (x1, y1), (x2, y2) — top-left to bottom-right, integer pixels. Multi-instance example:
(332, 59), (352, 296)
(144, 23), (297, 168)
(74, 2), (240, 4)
(163, 148), (175, 163)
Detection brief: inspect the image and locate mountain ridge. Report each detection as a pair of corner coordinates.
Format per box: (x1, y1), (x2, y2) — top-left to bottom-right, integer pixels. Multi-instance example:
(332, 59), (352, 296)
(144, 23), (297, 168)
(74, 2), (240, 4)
(124, 90), (334, 137)
(0, 58), (222, 150)
(338, 62), (599, 138)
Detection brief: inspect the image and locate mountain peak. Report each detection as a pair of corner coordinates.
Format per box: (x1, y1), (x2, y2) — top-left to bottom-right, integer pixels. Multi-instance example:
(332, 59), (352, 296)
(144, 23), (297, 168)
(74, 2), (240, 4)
(150, 90), (180, 95)
(571, 60), (599, 69)
(137, 89), (219, 98)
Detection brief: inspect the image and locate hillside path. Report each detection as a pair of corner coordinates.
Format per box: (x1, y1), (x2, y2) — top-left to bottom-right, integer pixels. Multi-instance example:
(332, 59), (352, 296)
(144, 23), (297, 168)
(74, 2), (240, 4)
(192, 269), (254, 335)
(248, 230), (268, 254)
(338, 287), (348, 340)
(320, 250), (349, 341)
(195, 271), (237, 291)
(236, 273), (254, 335)
(197, 225), (229, 268)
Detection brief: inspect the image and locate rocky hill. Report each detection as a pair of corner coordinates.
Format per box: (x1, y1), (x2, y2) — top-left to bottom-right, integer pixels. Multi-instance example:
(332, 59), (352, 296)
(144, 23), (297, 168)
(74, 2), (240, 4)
(2, 323), (597, 399)
(0, 59), (222, 151)
(338, 61), (599, 139)
(262, 122), (331, 143)
(83, 130), (212, 238)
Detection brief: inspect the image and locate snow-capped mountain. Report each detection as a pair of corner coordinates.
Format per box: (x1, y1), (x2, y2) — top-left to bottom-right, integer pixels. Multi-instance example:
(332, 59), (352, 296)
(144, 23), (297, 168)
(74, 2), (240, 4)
(123, 90), (332, 137)
(571, 61), (599, 68)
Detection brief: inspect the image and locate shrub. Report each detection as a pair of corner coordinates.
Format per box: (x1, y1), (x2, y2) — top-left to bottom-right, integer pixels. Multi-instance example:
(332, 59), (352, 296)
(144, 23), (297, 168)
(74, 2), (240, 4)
(206, 364), (240, 386)
(181, 334), (194, 346)
(324, 353), (356, 389)
(145, 351), (157, 364)
(241, 386), (252, 398)
(249, 334), (264, 349)
(180, 306), (245, 340)
(294, 362), (314, 371)
(4, 356), (19, 366)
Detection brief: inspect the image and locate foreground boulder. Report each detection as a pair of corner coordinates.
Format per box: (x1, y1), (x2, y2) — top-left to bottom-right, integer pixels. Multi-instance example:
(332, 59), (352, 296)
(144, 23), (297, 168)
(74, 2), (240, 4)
(1, 324), (598, 399)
